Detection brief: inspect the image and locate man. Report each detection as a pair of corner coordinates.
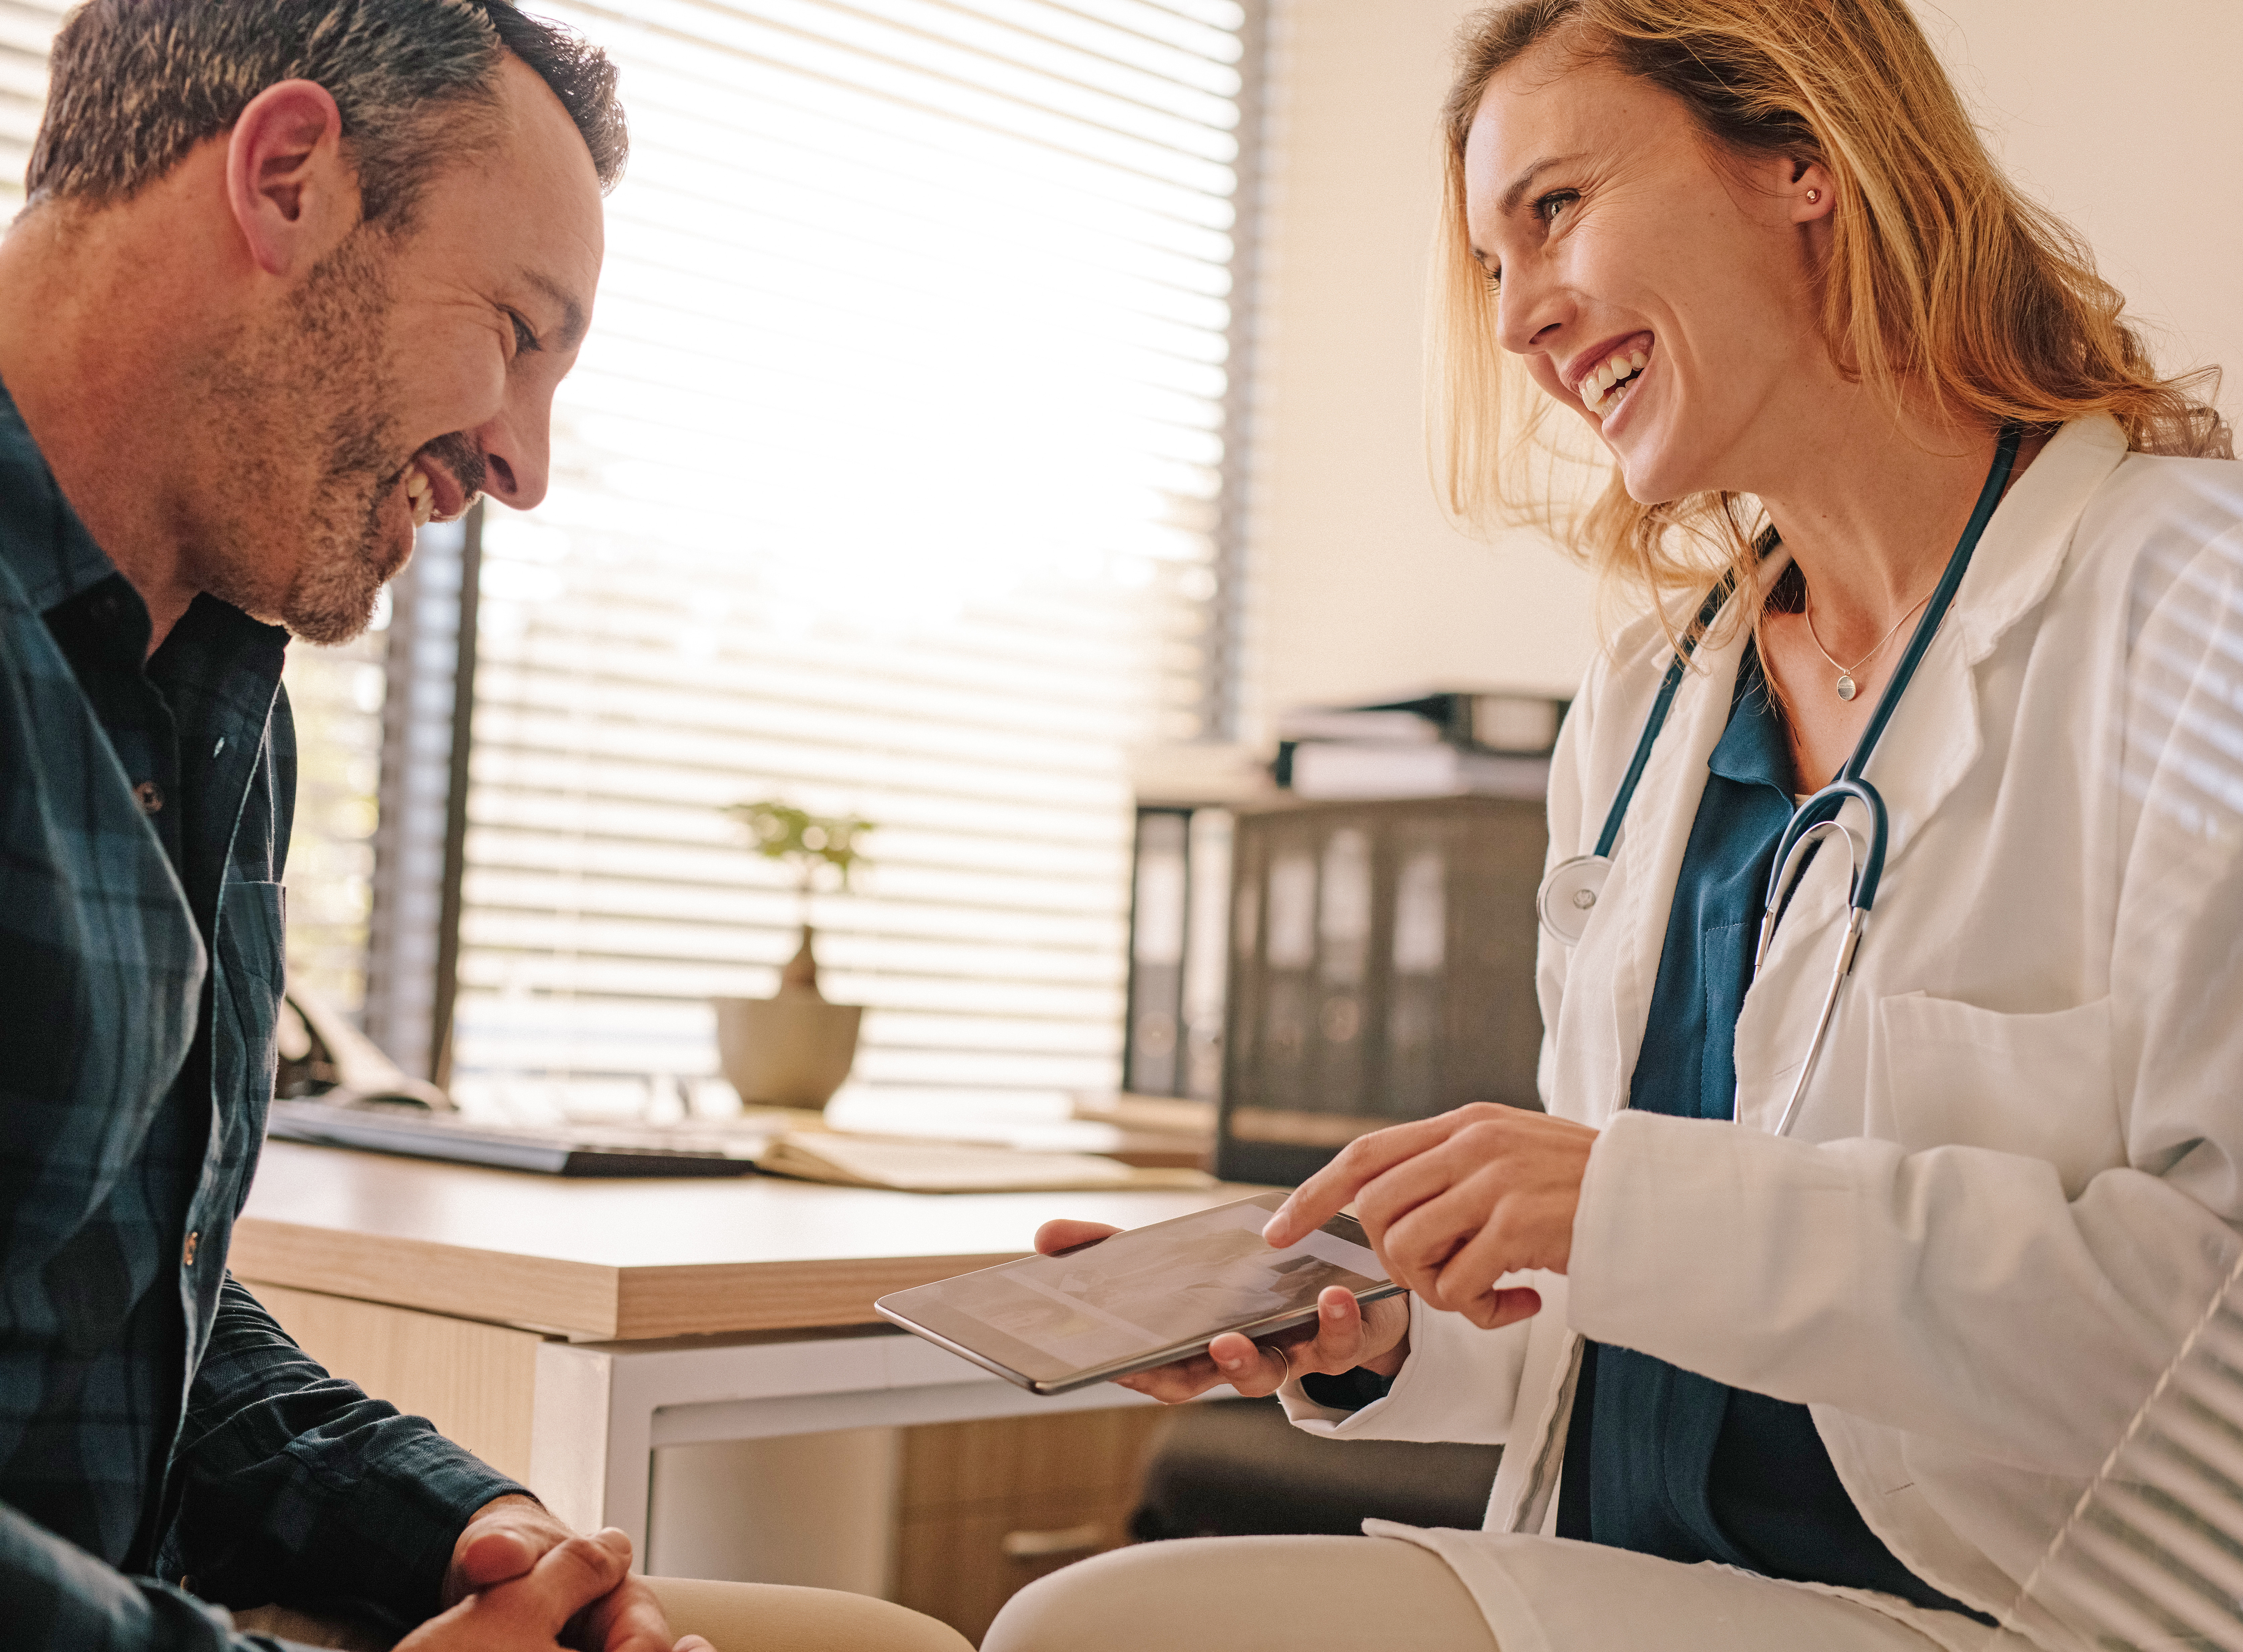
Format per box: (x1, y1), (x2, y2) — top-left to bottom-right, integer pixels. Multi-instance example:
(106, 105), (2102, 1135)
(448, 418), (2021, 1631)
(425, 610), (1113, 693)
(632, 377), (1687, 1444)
(0, 4), (707, 1648)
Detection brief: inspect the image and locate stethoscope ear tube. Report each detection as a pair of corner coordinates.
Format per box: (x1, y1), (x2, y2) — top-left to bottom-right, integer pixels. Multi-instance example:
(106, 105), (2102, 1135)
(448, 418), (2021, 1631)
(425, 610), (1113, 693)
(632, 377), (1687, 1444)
(1760, 778), (1889, 935)
(1755, 783), (1883, 1139)
(1771, 905), (1867, 1140)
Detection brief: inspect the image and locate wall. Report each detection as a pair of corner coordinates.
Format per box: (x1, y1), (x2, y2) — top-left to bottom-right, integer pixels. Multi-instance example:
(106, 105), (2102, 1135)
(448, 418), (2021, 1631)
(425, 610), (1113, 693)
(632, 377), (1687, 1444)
(1245, 0), (1597, 721)
(1246, 0), (2243, 721)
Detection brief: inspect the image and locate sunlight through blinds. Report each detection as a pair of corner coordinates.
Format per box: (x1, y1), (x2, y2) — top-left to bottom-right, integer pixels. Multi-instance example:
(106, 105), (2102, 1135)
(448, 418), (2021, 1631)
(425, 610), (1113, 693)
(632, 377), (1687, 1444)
(451, 0), (1251, 1116)
(0, 0), (67, 211)
(2006, 1247), (2243, 1650)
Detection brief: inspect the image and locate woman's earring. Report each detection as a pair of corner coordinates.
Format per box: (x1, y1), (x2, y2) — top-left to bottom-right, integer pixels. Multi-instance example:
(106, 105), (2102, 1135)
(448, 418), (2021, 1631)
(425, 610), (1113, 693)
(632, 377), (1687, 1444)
(1806, 188), (1822, 204)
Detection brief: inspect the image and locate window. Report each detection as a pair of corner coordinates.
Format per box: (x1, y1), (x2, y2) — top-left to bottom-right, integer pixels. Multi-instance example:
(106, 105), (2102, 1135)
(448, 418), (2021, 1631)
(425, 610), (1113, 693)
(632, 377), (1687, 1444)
(7, 0), (1262, 1119)
(0, 1), (68, 213)
(444, 0), (1259, 1119)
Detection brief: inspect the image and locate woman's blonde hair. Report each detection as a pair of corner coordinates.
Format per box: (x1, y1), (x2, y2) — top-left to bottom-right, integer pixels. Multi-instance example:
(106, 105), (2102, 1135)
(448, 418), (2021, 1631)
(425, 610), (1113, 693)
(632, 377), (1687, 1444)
(1433, 0), (2233, 620)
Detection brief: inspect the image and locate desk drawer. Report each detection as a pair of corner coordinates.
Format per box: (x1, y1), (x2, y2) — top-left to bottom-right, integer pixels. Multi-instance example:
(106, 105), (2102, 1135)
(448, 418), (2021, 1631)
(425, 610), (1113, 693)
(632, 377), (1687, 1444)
(896, 1492), (1129, 1644)
(893, 1409), (1171, 1643)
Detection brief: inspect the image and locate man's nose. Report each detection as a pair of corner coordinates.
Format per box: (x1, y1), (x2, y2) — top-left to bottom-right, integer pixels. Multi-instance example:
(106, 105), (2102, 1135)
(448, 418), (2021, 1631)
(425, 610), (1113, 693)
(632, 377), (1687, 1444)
(474, 392), (553, 512)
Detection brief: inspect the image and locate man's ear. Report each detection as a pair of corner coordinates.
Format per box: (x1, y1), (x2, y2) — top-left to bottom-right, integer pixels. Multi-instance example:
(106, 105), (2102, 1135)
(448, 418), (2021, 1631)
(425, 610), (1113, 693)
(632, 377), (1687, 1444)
(226, 79), (358, 276)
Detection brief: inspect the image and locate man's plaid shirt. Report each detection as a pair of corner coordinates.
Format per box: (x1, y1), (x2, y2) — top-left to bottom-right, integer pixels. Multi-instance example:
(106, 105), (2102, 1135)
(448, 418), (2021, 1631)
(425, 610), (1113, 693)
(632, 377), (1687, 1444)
(0, 378), (522, 1649)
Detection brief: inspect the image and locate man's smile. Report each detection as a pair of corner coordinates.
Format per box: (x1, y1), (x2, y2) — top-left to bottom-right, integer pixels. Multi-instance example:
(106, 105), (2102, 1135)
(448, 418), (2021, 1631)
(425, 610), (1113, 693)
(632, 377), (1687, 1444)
(402, 447), (474, 527)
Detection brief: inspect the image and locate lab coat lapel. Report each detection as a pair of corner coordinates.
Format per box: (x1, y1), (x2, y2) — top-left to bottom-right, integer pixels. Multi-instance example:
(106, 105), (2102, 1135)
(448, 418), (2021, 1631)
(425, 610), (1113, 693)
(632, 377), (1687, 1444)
(1586, 594), (1755, 1126)
(1854, 416), (2130, 879)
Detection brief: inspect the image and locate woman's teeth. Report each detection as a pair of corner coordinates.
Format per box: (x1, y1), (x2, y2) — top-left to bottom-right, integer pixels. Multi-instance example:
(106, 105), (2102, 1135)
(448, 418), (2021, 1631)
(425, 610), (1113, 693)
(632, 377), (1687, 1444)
(404, 462), (436, 528)
(1581, 348), (1649, 415)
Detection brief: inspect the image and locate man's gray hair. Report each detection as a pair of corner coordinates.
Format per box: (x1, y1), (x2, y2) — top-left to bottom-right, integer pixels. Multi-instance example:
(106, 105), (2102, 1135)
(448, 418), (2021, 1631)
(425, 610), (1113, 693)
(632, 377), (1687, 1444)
(29, 0), (626, 224)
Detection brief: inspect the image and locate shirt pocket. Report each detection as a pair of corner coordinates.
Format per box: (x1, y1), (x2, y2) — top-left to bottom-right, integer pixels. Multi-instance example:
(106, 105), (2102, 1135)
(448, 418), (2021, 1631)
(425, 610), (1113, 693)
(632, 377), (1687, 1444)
(215, 880), (287, 1152)
(1868, 991), (2122, 1198)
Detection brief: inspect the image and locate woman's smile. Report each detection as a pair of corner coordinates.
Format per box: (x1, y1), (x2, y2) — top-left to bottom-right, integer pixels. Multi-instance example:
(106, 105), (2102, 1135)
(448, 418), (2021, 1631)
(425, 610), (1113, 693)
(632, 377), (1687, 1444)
(1567, 331), (1655, 423)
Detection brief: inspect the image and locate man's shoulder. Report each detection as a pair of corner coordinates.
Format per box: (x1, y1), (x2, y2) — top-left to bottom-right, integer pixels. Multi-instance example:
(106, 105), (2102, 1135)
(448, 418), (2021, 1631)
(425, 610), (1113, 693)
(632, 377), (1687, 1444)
(0, 380), (116, 613)
(0, 551), (99, 719)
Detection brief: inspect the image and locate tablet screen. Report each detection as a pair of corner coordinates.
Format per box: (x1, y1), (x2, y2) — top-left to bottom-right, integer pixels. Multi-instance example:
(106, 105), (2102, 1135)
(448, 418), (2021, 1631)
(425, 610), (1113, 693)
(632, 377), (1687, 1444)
(878, 1192), (1395, 1391)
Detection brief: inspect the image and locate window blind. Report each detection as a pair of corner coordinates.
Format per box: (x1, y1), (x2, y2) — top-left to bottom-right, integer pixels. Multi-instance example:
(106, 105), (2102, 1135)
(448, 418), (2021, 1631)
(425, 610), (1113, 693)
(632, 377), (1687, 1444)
(0, 1), (66, 210)
(452, 0), (1255, 1116)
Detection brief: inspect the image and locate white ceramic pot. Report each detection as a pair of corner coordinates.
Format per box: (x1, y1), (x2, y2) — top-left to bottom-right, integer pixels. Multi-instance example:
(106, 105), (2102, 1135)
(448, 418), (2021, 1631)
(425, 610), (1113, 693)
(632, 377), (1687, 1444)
(712, 927), (863, 1110)
(712, 994), (862, 1109)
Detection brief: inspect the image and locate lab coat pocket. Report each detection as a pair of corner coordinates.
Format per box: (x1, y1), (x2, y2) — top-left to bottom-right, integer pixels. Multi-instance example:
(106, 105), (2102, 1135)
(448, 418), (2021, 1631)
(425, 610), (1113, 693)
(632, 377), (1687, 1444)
(1870, 992), (2122, 1198)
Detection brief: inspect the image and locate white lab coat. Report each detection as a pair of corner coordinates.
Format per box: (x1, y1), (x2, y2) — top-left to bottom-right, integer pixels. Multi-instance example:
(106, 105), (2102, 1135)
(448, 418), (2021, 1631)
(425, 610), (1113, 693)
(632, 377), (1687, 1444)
(1283, 415), (2243, 1650)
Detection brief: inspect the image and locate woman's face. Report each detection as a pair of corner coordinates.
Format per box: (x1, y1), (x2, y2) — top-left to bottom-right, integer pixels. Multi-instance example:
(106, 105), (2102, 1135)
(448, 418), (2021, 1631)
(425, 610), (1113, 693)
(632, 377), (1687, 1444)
(1463, 45), (1833, 503)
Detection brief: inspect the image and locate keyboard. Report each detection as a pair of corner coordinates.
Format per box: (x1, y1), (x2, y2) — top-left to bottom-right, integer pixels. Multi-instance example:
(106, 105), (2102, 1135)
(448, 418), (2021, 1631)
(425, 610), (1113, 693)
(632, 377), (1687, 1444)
(265, 1096), (816, 1177)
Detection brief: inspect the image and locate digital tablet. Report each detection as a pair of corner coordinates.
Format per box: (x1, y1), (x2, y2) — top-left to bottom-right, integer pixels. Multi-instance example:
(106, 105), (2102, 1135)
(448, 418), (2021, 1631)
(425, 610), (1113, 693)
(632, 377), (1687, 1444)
(874, 1191), (1402, 1395)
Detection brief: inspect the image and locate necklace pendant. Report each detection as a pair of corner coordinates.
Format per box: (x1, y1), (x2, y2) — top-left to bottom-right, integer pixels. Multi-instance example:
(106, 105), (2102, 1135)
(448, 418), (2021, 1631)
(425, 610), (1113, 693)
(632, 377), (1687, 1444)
(1836, 673), (1857, 701)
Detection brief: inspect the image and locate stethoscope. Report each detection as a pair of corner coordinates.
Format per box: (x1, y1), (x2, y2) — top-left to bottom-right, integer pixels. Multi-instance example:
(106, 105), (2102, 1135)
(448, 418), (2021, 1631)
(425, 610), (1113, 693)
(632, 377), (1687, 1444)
(1536, 425), (2022, 1137)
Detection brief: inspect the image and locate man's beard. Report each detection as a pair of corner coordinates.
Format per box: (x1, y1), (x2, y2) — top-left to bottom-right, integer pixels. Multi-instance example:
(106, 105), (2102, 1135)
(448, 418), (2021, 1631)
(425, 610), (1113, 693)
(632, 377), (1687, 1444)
(195, 231), (425, 646)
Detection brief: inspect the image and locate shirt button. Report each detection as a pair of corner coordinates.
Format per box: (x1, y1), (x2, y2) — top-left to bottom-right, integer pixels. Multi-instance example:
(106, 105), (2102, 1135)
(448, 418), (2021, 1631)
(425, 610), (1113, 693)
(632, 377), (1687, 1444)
(134, 781), (164, 814)
(182, 1231), (200, 1267)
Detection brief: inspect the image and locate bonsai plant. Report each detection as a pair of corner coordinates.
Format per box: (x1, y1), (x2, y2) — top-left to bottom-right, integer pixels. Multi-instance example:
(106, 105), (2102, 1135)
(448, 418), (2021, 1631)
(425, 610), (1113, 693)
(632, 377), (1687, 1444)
(722, 799), (875, 985)
(711, 799), (877, 1110)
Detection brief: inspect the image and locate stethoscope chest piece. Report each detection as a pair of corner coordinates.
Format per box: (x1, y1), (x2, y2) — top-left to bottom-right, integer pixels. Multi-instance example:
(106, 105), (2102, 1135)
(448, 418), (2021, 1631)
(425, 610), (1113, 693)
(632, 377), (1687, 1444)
(1537, 854), (1612, 946)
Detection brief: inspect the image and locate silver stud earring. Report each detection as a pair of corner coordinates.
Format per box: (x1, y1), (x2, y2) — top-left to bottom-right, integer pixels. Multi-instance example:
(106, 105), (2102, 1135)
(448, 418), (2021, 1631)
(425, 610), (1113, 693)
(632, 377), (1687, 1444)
(1806, 188), (1822, 204)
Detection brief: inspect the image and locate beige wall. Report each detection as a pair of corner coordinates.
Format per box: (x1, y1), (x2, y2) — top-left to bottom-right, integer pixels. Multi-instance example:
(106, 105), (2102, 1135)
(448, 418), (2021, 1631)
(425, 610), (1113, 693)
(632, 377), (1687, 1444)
(1247, 0), (2243, 722)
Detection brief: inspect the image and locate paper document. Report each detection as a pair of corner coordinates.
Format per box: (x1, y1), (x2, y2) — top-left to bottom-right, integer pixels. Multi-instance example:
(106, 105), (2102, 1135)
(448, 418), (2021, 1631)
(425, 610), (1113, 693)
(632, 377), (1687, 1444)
(755, 1132), (1216, 1193)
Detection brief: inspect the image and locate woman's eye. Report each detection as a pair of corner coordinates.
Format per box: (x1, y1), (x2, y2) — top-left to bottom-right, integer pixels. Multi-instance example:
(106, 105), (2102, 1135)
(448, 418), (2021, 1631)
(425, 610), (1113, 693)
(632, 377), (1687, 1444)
(509, 313), (541, 356)
(1535, 190), (1579, 227)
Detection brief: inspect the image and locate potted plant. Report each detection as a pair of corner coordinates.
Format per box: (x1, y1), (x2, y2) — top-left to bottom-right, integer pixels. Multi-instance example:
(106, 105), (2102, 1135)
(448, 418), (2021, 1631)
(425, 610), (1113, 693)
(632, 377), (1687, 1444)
(711, 800), (877, 1111)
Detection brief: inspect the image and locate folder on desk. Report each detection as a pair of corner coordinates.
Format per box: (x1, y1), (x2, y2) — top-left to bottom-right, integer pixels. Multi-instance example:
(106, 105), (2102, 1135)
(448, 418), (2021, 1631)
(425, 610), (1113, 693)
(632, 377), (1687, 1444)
(755, 1132), (1216, 1193)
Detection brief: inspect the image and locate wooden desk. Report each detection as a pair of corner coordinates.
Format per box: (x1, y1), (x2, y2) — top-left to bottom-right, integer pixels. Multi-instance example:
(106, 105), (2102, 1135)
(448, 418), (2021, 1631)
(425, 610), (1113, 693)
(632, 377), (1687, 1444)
(234, 1143), (1251, 1560)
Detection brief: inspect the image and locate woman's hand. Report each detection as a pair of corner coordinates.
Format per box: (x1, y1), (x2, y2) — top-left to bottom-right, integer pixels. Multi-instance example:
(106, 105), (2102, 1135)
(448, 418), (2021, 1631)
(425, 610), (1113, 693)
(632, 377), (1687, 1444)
(1032, 1219), (1411, 1404)
(1261, 1104), (1599, 1331)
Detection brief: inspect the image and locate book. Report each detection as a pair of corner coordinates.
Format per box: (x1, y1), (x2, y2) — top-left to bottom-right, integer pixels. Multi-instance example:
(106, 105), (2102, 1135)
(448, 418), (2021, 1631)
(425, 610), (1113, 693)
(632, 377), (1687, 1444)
(1273, 708), (1439, 744)
(1356, 691), (1569, 756)
(1288, 743), (1551, 801)
(1071, 1092), (1218, 1136)
(753, 1132), (1217, 1193)
(1126, 809), (1190, 1097)
(1127, 742), (1279, 807)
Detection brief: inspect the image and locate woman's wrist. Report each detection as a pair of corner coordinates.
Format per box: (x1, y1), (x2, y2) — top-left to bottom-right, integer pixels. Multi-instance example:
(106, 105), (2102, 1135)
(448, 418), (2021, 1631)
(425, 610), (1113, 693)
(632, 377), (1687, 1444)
(1353, 1292), (1412, 1378)
(1360, 1335), (1410, 1379)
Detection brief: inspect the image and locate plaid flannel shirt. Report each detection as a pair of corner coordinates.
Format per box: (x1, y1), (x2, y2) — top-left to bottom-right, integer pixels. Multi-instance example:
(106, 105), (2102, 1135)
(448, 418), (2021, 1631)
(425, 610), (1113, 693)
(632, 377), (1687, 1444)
(0, 376), (523, 1650)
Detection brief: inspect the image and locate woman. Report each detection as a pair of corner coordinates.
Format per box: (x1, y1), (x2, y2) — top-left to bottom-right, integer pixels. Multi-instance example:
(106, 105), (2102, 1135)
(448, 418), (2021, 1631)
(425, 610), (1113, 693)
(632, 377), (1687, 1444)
(984, 1), (2242, 1649)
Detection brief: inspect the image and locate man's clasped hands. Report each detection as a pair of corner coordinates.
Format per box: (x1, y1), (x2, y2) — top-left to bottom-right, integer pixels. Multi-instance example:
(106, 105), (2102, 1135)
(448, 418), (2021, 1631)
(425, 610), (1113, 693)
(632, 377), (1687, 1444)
(399, 1495), (712, 1652)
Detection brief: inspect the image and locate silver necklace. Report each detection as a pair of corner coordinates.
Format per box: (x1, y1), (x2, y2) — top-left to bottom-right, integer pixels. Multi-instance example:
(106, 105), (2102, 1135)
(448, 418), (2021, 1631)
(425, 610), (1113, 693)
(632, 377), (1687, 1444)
(1801, 588), (1929, 701)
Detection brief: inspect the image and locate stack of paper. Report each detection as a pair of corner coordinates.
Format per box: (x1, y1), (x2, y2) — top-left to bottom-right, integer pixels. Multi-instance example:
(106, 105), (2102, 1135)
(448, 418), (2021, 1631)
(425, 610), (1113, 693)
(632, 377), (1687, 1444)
(755, 1132), (1217, 1194)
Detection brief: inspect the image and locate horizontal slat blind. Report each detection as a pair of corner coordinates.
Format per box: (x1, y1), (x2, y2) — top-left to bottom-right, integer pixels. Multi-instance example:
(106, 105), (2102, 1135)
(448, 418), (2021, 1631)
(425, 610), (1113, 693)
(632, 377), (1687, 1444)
(454, 0), (1247, 1114)
(0, 0), (66, 209)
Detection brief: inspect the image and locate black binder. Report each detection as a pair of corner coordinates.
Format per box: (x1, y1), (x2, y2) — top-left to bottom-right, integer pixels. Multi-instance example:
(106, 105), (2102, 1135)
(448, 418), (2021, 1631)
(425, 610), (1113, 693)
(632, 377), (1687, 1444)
(1215, 795), (1549, 1186)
